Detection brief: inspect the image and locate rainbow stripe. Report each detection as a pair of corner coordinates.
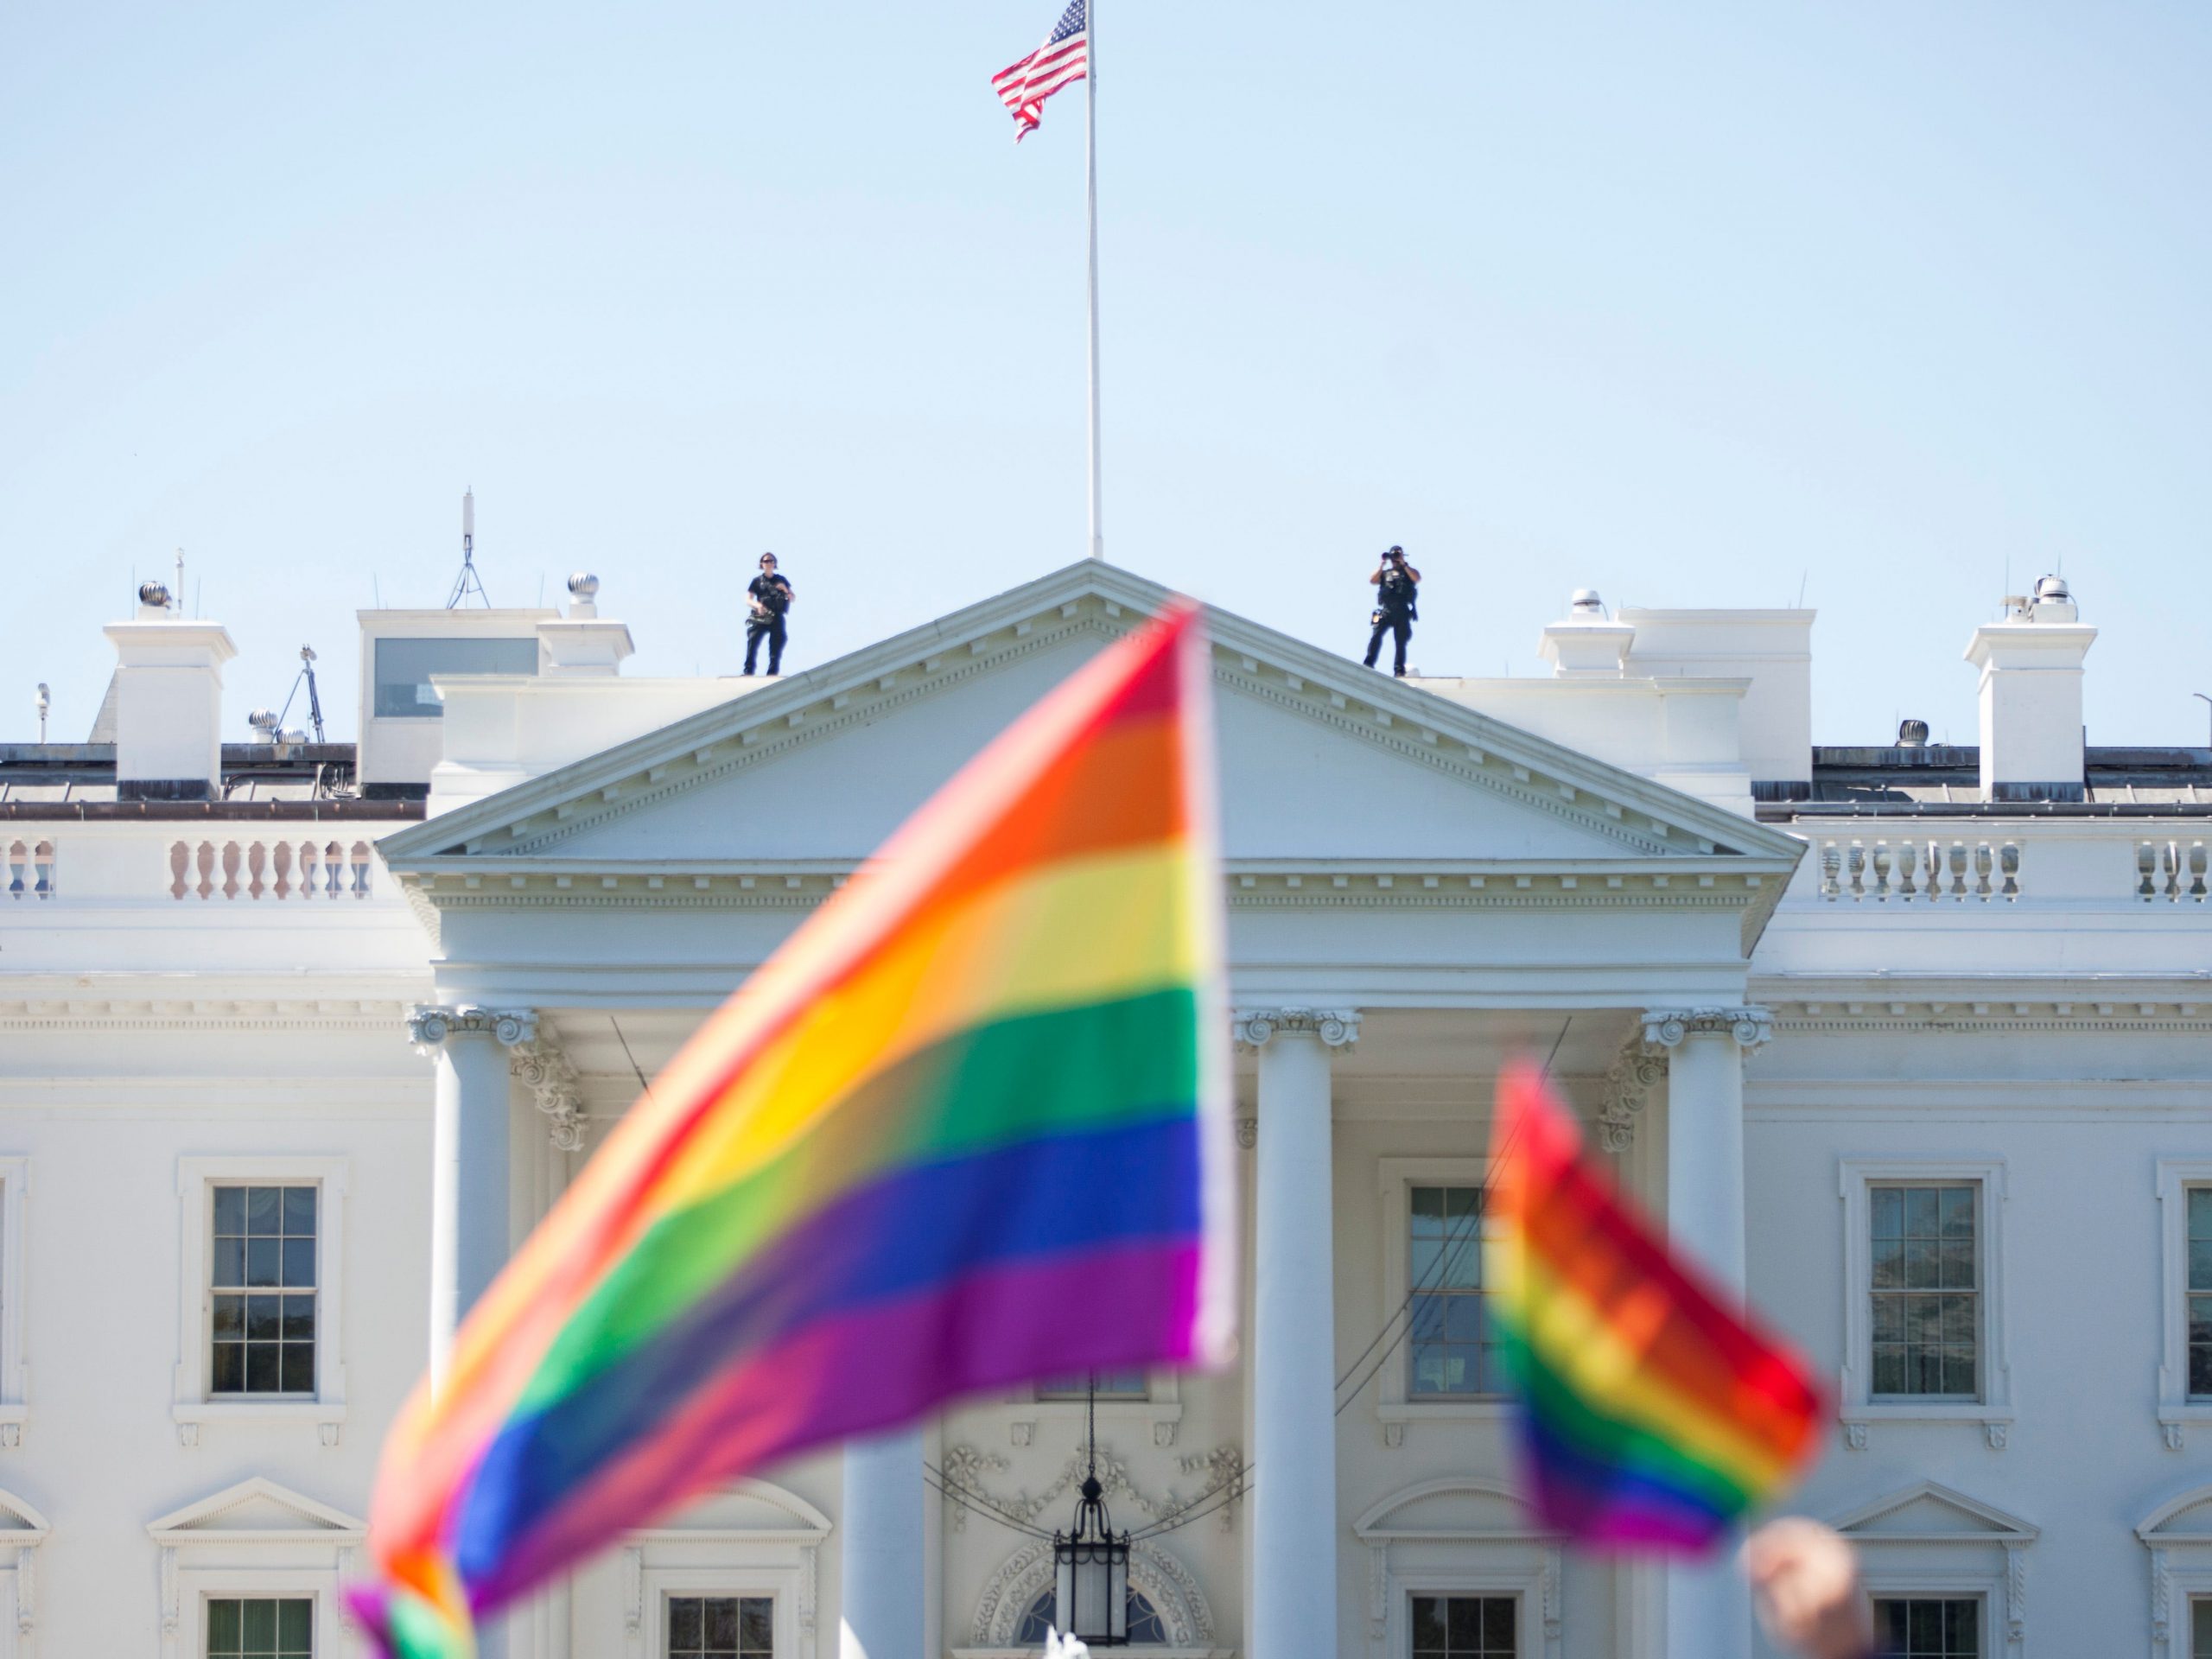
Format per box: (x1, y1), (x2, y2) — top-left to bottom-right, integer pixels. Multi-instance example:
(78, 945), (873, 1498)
(1484, 1063), (1821, 1552)
(351, 603), (1233, 1656)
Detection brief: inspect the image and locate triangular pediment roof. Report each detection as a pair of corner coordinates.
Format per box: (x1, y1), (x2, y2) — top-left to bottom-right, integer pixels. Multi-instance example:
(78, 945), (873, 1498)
(380, 561), (1802, 918)
(1832, 1481), (2037, 1542)
(2139, 1484), (2212, 1542)
(0, 1487), (49, 1536)
(148, 1476), (365, 1540)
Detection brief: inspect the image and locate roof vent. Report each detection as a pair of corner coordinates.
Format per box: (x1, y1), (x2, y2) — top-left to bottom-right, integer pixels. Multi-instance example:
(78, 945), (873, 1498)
(137, 581), (173, 613)
(1567, 588), (1605, 617)
(1896, 718), (1929, 749)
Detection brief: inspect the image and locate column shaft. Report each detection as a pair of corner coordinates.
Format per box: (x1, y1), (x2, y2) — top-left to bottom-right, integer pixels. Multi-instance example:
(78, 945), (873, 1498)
(839, 1427), (925, 1659)
(1662, 1023), (1751, 1659)
(1251, 1030), (1338, 1659)
(429, 1028), (513, 1389)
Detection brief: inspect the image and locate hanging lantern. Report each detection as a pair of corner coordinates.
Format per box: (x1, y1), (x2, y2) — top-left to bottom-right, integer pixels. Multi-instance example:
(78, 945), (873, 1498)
(1052, 1377), (1131, 1645)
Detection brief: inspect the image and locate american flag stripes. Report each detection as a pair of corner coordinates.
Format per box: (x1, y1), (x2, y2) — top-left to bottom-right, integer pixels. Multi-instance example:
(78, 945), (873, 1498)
(990, 0), (1088, 142)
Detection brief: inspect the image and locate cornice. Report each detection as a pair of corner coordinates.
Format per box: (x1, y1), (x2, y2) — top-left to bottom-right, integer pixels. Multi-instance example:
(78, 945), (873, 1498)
(0, 995), (414, 1031)
(1756, 976), (2212, 1033)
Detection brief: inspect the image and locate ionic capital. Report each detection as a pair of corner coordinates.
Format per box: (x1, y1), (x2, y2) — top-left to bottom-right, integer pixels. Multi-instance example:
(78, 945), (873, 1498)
(1232, 1007), (1361, 1051)
(1640, 1005), (1772, 1052)
(406, 1004), (537, 1055)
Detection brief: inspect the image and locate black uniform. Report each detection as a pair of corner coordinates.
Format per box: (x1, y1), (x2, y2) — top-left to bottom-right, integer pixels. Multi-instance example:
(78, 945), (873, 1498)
(745, 573), (793, 674)
(1363, 564), (1419, 676)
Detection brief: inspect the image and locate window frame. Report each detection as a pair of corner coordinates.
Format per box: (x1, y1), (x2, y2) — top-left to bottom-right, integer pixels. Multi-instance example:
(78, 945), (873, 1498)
(2158, 1161), (2212, 1445)
(1376, 1158), (1507, 1438)
(172, 1157), (348, 1444)
(662, 1590), (777, 1659)
(1006, 1370), (1182, 1448)
(1838, 1158), (2012, 1444)
(646, 1573), (791, 1659)
(203, 1592), (317, 1659)
(1407, 1590), (1523, 1657)
(1867, 1590), (1988, 1659)
(207, 1182), (322, 1401)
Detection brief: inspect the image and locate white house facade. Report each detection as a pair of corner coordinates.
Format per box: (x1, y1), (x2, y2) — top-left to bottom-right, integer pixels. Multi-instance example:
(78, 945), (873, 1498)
(2, 561), (2207, 1659)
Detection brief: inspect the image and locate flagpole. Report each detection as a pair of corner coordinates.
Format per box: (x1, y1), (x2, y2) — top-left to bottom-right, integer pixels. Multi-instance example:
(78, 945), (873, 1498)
(1084, 0), (1103, 560)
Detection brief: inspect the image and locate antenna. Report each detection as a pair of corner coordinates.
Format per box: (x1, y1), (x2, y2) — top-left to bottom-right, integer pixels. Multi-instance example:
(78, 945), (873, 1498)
(447, 486), (490, 607)
(273, 645), (329, 745)
(175, 548), (185, 612)
(35, 683), (49, 744)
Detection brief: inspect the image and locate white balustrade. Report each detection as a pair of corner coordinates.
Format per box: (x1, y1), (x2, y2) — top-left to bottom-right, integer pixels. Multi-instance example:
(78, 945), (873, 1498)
(165, 838), (376, 901)
(2137, 840), (2209, 903)
(1816, 837), (2021, 903)
(3, 838), (55, 899)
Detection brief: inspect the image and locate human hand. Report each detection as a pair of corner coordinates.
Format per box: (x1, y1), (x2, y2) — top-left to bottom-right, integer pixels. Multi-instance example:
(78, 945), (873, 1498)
(1744, 1518), (1875, 1659)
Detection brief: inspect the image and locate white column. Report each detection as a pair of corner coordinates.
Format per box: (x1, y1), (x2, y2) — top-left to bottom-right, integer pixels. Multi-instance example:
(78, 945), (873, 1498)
(409, 1007), (536, 1389)
(839, 1427), (925, 1659)
(1236, 1007), (1358, 1659)
(1643, 1005), (1771, 1659)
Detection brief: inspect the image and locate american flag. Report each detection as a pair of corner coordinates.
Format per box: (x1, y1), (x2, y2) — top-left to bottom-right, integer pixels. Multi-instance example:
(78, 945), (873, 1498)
(990, 0), (1088, 143)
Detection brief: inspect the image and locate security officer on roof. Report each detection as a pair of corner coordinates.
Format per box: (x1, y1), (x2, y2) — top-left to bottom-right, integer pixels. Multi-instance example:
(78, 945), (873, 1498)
(1363, 545), (1421, 677)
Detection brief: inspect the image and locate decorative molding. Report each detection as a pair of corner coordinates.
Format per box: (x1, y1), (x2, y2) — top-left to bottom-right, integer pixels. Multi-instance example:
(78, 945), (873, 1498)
(1599, 1041), (1669, 1153)
(146, 1476), (366, 1659)
(0, 1487), (50, 1646)
(1233, 1117), (1257, 1150)
(1178, 1445), (1246, 1531)
(406, 1004), (535, 1053)
(1641, 1005), (1773, 1051)
(1833, 1482), (2037, 1659)
(1844, 1422), (1868, 1452)
(1765, 995), (2212, 1036)
(938, 1438), (1239, 1539)
(1233, 1007), (1360, 1050)
(1985, 1421), (2008, 1451)
(1351, 1478), (1567, 1659)
(971, 1538), (1215, 1648)
(0, 998), (412, 1033)
(511, 1027), (589, 1151)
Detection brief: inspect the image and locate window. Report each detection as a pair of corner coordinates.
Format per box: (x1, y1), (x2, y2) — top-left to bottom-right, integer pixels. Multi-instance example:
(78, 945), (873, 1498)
(1411, 1594), (1516, 1657)
(1872, 1597), (1979, 1658)
(1839, 1158), (2010, 1440)
(1015, 1587), (1169, 1644)
(2191, 1190), (2212, 1400)
(667, 1596), (772, 1658)
(372, 636), (538, 718)
(1035, 1370), (1147, 1401)
(1870, 1185), (1978, 1399)
(211, 1185), (317, 1395)
(2196, 1597), (2212, 1659)
(173, 1157), (348, 1441)
(207, 1597), (313, 1659)
(1408, 1185), (1503, 1399)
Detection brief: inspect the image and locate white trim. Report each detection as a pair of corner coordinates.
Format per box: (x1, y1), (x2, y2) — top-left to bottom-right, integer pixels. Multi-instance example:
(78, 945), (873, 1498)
(1351, 1478), (1565, 1659)
(2137, 1484), (2212, 1659)
(0, 1487), (50, 1659)
(170, 1157), (348, 1446)
(1833, 1483), (2036, 1659)
(1007, 1370), (1184, 1447)
(1837, 1157), (2012, 1446)
(0, 1160), (29, 1447)
(645, 1574), (788, 1659)
(1373, 1158), (1508, 1440)
(2156, 1160), (2212, 1447)
(147, 1478), (366, 1659)
(616, 1480), (830, 1659)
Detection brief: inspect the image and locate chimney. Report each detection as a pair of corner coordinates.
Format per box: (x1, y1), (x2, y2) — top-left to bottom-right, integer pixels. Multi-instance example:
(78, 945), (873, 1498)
(1537, 589), (1635, 677)
(102, 582), (238, 801)
(537, 573), (634, 677)
(1963, 575), (2095, 802)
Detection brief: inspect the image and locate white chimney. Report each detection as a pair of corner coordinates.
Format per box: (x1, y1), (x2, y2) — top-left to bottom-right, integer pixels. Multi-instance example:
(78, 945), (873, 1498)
(102, 582), (238, 800)
(1963, 576), (2095, 801)
(1537, 589), (1635, 677)
(537, 573), (634, 677)
(1619, 605), (1815, 787)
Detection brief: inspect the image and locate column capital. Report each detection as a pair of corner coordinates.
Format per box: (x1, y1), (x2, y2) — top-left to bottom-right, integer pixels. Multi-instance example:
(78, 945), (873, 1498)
(1641, 1005), (1772, 1052)
(1233, 1007), (1361, 1050)
(407, 1004), (537, 1055)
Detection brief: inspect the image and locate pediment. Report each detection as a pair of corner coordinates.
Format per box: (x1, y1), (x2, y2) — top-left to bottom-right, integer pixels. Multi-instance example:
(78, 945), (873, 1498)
(148, 1476), (365, 1539)
(1832, 1481), (2037, 1542)
(0, 1487), (48, 1536)
(2139, 1484), (2212, 1542)
(381, 562), (1802, 896)
(643, 1478), (831, 1540)
(1354, 1477), (1553, 1540)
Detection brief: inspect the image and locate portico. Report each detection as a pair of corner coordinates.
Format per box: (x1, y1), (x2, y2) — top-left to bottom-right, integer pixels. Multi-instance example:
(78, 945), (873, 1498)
(377, 561), (1802, 1659)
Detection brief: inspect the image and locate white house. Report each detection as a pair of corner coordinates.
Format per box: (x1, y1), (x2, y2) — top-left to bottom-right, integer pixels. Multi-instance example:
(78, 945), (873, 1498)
(2, 560), (2207, 1659)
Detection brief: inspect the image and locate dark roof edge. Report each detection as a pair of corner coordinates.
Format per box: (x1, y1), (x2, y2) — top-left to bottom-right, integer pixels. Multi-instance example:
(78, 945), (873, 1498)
(0, 800), (421, 823)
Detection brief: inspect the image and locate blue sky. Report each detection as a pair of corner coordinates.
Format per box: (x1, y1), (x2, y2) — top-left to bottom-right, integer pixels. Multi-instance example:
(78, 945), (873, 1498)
(3, 3), (2207, 747)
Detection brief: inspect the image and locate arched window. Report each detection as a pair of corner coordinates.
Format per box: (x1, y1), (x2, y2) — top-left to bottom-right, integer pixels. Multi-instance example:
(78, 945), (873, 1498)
(1014, 1586), (1169, 1644)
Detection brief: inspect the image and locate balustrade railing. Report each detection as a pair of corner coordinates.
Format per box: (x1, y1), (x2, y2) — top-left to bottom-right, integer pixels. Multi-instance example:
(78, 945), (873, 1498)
(1815, 837), (2021, 903)
(3, 838), (55, 899)
(2137, 840), (2209, 903)
(166, 839), (375, 901)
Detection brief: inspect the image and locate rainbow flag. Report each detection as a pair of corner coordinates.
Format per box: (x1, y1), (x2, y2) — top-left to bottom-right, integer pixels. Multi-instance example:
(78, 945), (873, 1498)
(350, 602), (1234, 1656)
(1484, 1063), (1821, 1552)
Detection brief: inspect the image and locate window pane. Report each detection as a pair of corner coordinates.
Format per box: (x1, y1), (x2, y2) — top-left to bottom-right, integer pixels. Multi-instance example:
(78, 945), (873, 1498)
(2190, 1339), (2212, 1397)
(212, 1342), (245, 1392)
(283, 1186), (317, 1233)
(669, 1599), (702, 1649)
(214, 1237), (246, 1285)
(282, 1344), (316, 1393)
(1904, 1236), (1938, 1288)
(1483, 1597), (1516, 1646)
(1872, 1186), (1904, 1238)
(246, 1344), (279, 1391)
(247, 1294), (282, 1340)
(374, 636), (540, 719)
(283, 1238), (316, 1288)
(1905, 1187), (1940, 1237)
(1872, 1237), (1904, 1288)
(705, 1598), (737, 1649)
(2192, 1241), (2212, 1293)
(1872, 1345), (1905, 1394)
(1872, 1298), (1904, 1343)
(247, 1238), (282, 1287)
(1412, 1596), (1447, 1647)
(246, 1186), (283, 1235)
(1940, 1239), (1974, 1289)
(1447, 1600), (1480, 1645)
(209, 1599), (242, 1651)
(242, 1599), (276, 1647)
(1940, 1185), (1974, 1238)
(2194, 1599), (2212, 1659)
(740, 1597), (774, 1653)
(1875, 1597), (1979, 1659)
(2191, 1187), (2212, 1241)
(283, 1295), (316, 1341)
(213, 1186), (245, 1234)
